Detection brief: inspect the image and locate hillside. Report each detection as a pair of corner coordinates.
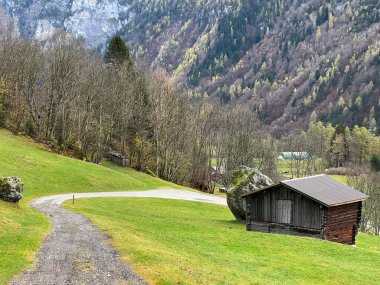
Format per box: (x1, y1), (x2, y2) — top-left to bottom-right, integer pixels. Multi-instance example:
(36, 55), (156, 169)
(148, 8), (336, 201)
(0, 0), (379, 130)
(66, 198), (380, 284)
(0, 129), (181, 284)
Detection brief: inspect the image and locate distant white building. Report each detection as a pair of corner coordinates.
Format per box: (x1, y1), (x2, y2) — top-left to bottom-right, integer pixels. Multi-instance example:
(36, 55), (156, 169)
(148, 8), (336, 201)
(278, 152), (309, 160)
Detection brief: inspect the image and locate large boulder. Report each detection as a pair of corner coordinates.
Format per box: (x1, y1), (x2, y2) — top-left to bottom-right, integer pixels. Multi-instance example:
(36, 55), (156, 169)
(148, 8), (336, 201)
(0, 177), (24, 203)
(227, 167), (273, 221)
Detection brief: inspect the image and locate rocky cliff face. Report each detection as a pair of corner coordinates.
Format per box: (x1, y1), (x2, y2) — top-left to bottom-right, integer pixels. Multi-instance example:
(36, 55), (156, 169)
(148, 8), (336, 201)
(0, 0), (131, 49)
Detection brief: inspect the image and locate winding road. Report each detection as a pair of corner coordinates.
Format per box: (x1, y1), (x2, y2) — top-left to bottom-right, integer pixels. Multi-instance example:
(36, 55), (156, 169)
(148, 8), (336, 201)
(10, 189), (227, 285)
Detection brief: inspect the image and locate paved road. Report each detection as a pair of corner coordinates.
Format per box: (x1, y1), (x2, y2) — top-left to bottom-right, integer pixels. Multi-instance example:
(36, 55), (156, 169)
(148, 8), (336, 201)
(31, 189), (227, 206)
(10, 189), (226, 285)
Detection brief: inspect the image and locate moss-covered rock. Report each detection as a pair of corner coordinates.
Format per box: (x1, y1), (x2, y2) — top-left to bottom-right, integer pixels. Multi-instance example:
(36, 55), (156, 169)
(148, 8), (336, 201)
(0, 177), (24, 202)
(227, 166), (273, 221)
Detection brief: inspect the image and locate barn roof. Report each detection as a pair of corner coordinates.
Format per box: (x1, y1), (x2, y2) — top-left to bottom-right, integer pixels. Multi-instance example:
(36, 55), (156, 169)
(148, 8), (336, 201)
(243, 174), (369, 207)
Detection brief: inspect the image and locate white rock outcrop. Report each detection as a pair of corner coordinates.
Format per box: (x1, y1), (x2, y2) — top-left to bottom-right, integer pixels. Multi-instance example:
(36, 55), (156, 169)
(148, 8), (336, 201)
(0, 0), (132, 49)
(0, 177), (24, 203)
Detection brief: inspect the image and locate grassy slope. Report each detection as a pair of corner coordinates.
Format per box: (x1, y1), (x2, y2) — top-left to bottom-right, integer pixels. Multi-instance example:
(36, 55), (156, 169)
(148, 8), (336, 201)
(0, 202), (49, 284)
(66, 198), (380, 285)
(0, 129), (181, 284)
(0, 130), (181, 200)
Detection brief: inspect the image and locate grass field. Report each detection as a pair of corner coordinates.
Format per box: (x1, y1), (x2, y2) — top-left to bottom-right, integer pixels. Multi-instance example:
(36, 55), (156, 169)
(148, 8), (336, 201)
(0, 201), (49, 284)
(66, 198), (380, 285)
(0, 129), (181, 284)
(329, 175), (348, 184)
(277, 159), (348, 184)
(0, 130), (181, 200)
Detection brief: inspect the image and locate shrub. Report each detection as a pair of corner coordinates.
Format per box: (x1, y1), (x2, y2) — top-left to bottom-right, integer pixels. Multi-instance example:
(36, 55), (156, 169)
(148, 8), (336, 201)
(370, 154), (380, 172)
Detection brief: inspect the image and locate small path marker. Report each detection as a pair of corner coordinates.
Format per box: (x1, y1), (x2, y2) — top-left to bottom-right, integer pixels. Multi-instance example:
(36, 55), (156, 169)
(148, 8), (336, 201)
(73, 195), (75, 204)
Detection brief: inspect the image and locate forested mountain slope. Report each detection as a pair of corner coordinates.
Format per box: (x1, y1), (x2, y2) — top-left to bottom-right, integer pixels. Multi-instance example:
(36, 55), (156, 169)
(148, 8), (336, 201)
(1, 0), (379, 130)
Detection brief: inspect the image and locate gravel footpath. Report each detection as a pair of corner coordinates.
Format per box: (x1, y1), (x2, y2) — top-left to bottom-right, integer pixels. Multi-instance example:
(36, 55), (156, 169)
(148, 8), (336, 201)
(10, 189), (226, 285)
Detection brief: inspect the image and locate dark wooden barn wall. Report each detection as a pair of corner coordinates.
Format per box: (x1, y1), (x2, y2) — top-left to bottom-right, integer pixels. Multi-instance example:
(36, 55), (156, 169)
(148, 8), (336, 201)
(248, 186), (322, 230)
(293, 193), (322, 229)
(323, 202), (362, 245)
(108, 154), (129, 167)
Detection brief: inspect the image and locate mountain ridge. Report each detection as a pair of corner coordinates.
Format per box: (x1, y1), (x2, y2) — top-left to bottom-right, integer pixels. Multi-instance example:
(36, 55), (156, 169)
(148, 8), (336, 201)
(1, 0), (379, 131)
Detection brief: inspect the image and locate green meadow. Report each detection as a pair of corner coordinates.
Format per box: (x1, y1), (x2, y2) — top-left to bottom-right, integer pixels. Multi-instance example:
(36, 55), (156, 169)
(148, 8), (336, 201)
(0, 129), (179, 284)
(66, 198), (380, 285)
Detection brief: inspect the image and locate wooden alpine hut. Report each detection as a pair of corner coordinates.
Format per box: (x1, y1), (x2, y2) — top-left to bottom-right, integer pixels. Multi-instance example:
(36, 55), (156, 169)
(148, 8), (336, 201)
(243, 175), (368, 245)
(107, 150), (129, 167)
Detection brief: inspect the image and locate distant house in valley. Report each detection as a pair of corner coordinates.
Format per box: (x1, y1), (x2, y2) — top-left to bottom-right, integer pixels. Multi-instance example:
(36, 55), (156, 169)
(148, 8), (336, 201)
(107, 150), (129, 167)
(243, 175), (368, 245)
(278, 152), (309, 160)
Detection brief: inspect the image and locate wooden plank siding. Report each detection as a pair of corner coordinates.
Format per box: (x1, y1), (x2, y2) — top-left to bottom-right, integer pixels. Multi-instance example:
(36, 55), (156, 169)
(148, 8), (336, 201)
(248, 186), (322, 230)
(323, 202), (362, 245)
(275, 200), (292, 224)
(293, 193), (322, 229)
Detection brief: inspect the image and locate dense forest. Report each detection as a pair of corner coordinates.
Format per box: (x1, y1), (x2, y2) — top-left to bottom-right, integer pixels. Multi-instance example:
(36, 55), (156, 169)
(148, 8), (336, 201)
(115, 0), (380, 131)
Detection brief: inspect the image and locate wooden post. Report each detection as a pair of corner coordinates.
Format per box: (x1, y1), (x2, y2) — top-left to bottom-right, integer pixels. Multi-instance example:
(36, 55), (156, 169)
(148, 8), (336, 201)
(73, 195), (75, 204)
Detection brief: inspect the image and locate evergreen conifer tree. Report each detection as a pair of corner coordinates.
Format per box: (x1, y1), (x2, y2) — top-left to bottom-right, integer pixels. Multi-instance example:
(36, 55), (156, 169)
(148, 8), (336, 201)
(371, 154), (380, 172)
(104, 35), (133, 67)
